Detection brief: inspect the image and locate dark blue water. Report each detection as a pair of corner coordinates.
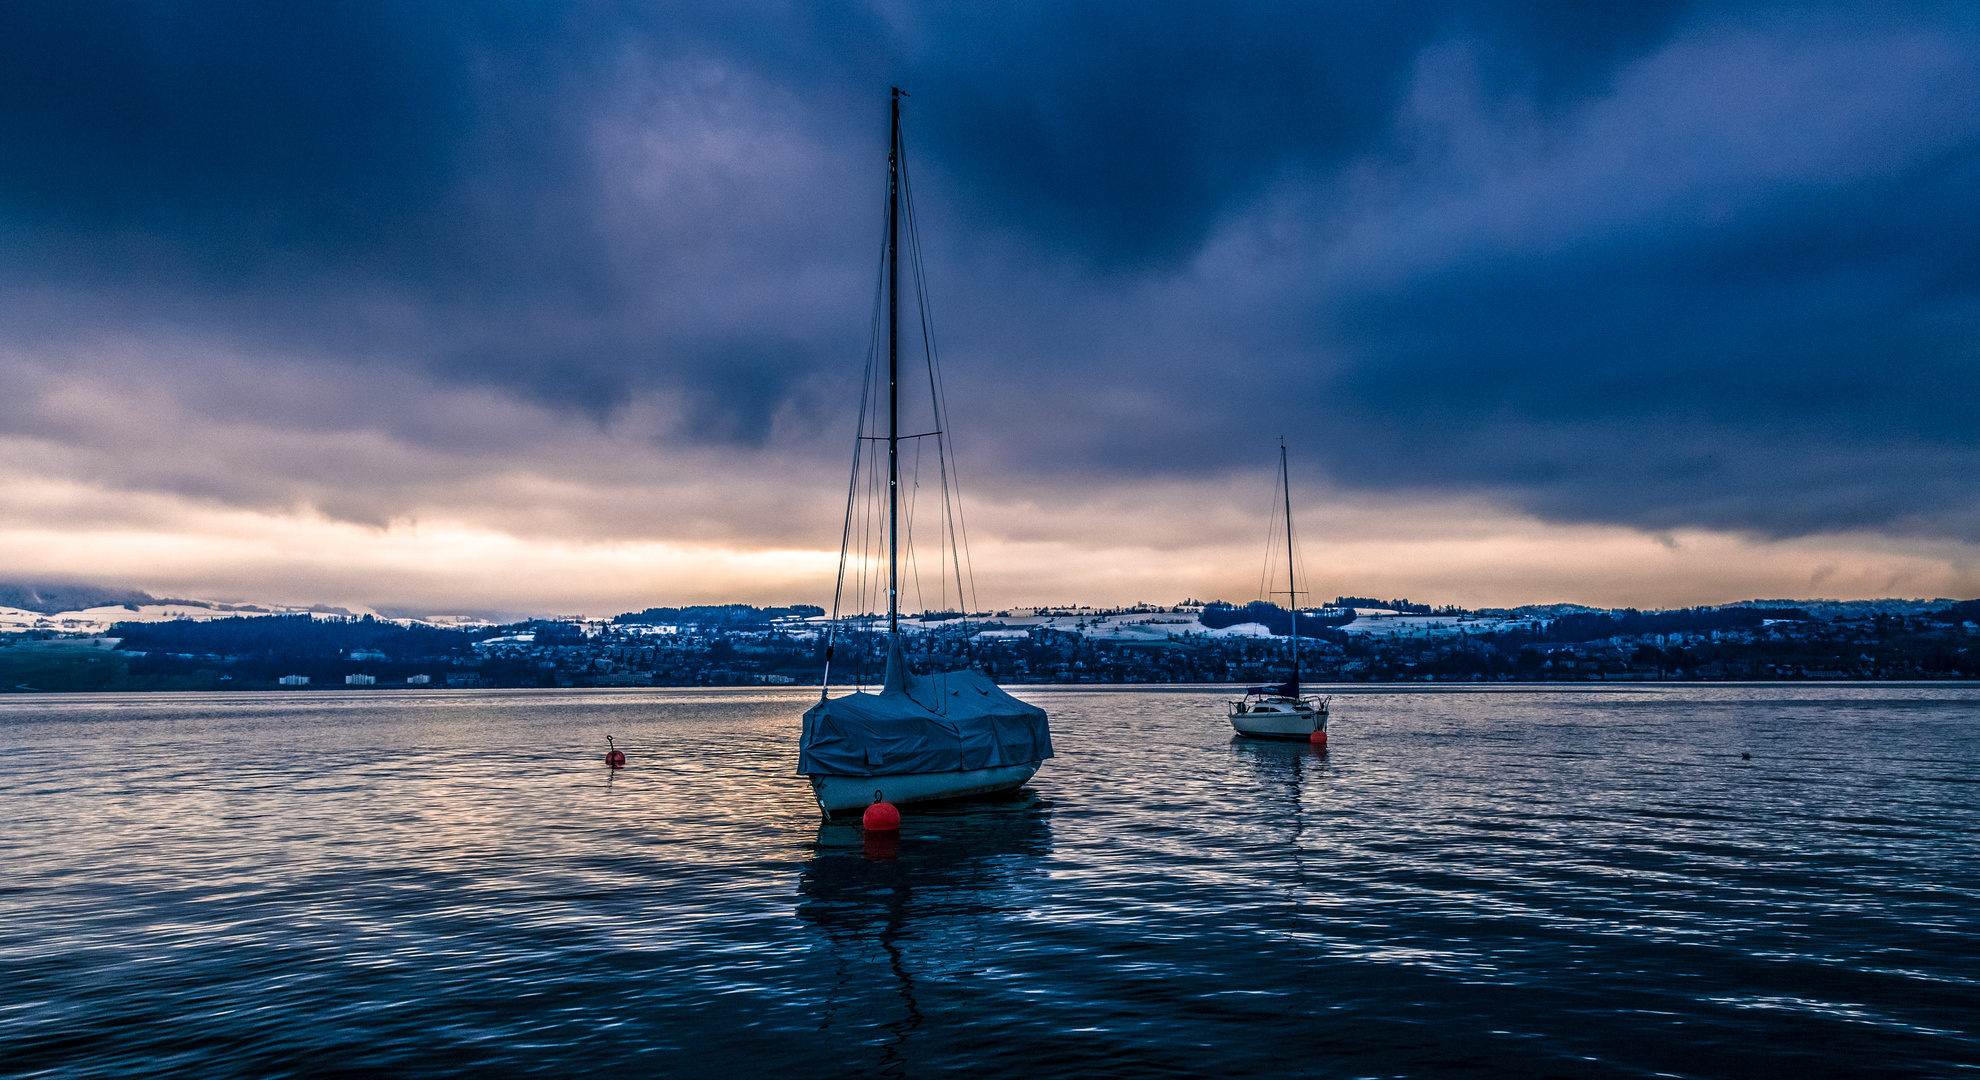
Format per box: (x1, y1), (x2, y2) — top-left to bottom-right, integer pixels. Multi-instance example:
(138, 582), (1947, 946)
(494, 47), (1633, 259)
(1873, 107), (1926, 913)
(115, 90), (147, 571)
(2, 685), (1975, 1078)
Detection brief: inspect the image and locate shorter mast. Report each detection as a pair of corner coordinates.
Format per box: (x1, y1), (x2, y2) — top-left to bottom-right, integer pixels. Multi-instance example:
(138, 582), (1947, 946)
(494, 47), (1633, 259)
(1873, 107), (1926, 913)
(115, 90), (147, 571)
(1282, 440), (1298, 695)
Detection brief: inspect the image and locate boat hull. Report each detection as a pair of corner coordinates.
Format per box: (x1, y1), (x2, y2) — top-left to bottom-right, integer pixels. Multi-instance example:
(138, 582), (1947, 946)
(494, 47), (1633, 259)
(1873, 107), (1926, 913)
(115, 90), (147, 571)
(1228, 703), (1328, 740)
(808, 761), (1042, 815)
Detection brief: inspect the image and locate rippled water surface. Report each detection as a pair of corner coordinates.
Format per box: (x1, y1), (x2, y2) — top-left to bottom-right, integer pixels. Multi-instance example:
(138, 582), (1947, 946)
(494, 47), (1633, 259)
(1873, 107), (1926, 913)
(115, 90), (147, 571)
(3, 684), (1976, 1078)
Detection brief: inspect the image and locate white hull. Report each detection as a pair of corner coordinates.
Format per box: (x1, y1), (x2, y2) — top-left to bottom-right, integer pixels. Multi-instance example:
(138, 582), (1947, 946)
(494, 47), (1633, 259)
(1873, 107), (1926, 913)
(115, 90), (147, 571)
(1229, 699), (1328, 739)
(808, 761), (1042, 814)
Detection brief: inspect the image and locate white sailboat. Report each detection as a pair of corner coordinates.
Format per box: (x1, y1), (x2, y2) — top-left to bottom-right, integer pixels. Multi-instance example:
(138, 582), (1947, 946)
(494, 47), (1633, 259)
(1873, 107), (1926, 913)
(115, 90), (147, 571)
(797, 89), (1053, 816)
(1228, 442), (1332, 744)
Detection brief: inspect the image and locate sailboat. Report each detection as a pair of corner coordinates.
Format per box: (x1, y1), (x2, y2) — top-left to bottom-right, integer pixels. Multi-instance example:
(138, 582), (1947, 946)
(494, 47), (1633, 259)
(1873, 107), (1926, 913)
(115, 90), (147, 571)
(1228, 442), (1332, 742)
(797, 89), (1054, 816)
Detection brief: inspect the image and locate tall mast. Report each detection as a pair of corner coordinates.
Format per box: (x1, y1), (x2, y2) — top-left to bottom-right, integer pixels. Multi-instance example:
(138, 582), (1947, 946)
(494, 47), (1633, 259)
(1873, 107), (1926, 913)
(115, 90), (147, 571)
(1283, 440), (1298, 685)
(887, 88), (901, 639)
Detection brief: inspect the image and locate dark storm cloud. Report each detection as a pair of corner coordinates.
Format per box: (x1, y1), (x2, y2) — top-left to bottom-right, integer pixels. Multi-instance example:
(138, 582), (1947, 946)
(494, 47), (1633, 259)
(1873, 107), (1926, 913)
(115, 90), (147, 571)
(897, 0), (1691, 265)
(0, 1), (477, 252)
(0, 1), (1686, 329)
(1306, 12), (1980, 539)
(3, 0), (1979, 543)
(1329, 148), (1980, 533)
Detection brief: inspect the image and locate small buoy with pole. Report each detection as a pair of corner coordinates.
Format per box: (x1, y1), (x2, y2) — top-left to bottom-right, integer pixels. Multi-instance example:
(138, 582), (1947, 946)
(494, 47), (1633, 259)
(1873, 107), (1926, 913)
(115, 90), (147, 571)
(605, 735), (625, 769)
(862, 789), (900, 832)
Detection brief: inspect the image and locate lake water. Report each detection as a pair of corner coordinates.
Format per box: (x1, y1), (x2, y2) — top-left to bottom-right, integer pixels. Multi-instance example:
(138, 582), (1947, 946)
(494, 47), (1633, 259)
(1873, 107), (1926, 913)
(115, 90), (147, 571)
(2, 684), (1975, 1078)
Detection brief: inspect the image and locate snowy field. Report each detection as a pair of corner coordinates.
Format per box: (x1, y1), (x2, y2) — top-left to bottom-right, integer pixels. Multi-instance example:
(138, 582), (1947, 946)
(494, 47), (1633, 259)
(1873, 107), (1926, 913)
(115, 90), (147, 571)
(0, 602), (449, 636)
(818, 608), (1546, 643)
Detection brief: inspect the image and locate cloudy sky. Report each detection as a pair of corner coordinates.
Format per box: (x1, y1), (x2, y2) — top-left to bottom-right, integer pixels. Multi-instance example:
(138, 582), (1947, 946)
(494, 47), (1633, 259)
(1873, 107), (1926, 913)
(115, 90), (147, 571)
(2, 0), (1977, 617)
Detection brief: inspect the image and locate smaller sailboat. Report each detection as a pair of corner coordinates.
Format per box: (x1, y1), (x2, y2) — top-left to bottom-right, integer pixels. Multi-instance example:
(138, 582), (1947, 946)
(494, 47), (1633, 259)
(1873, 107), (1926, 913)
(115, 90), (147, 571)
(1229, 442), (1331, 743)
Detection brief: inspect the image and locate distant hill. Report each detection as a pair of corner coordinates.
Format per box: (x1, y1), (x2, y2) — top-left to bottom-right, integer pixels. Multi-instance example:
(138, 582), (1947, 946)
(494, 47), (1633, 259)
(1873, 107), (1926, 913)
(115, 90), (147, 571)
(112, 614), (496, 659)
(614, 604), (824, 628)
(0, 581), (159, 615)
(1734, 598), (1962, 618)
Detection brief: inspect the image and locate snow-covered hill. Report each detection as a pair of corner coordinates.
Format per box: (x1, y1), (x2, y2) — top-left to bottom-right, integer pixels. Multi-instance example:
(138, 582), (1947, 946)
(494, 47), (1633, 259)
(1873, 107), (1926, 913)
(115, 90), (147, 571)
(0, 601), (367, 636)
(0, 598), (495, 636)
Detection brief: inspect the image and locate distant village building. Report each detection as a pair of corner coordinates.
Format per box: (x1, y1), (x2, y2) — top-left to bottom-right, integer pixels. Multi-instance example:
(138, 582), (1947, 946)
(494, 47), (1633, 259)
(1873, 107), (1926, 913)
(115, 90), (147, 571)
(344, 674), (376, 686)
(278, 674), (309, 686)
(349, 649), (387, 661)
(405, 674), (431, 685)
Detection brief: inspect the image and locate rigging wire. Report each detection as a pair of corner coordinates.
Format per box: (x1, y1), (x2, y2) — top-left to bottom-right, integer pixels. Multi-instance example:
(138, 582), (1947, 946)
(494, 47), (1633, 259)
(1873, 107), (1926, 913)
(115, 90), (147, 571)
(905, 436), (925, 615)
(900, 133), (979, 654)
(1253, 449), (1316, 652)
(1258, 459), (1285, 604)
(825, 190), (892, 696)
(1288, 461), (1312, 617)
(829, 98), (986, 687)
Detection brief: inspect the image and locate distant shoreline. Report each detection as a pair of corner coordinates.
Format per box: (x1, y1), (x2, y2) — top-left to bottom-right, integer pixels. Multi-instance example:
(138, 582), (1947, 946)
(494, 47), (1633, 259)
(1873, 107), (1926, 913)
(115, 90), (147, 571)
(6, 678), (1979, 696)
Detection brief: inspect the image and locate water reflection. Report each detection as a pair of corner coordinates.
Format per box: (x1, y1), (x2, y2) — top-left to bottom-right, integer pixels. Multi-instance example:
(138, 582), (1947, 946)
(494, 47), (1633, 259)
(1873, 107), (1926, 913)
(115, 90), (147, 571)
(1228, 737), (1327, 822)
(1227, 737), (1330, 904)
(796, 794), (1054, 1074)
(9, 687), (1974, 1077)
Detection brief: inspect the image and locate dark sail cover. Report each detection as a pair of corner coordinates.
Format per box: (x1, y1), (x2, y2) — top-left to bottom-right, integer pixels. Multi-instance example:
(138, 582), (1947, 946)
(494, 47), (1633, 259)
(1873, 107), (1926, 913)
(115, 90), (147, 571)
(798, 644), (1053, 777)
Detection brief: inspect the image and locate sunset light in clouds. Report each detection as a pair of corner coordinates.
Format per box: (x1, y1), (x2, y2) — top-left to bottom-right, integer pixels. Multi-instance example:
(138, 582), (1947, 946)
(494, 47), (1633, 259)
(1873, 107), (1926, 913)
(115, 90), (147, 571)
(3, 2), (1978, 615)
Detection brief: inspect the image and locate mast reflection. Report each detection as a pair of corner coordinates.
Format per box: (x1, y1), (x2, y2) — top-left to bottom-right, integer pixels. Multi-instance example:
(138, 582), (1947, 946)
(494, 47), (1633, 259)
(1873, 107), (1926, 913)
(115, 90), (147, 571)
(796, 793), (1053, 1074)
(1228, 736), (1330, 904)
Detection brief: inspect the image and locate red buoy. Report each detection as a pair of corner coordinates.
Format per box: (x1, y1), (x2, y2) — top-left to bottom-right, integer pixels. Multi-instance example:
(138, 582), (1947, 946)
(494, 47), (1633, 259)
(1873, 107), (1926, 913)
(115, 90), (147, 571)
(605, 735), (626, 768)
(1309, 730), (1328, 749)
(862, 798), (900, 832)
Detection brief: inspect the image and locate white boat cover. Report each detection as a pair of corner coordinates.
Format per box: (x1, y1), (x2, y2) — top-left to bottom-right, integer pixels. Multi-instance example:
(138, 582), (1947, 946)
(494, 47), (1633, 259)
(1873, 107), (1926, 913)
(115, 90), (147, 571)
(798, 640), (1053, 777)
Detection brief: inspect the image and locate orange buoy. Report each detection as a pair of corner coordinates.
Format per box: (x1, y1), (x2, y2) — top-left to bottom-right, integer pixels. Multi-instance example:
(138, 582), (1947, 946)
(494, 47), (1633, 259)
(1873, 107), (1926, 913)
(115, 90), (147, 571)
(605, 735), (626, 768)
(1309, 729), (1328, 749)
(862, 793), (900, 832)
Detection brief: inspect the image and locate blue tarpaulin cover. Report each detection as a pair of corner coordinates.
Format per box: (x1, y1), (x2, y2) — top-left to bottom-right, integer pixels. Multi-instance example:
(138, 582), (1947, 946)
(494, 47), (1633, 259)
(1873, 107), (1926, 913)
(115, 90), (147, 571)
(798, 641), (1053, 776)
